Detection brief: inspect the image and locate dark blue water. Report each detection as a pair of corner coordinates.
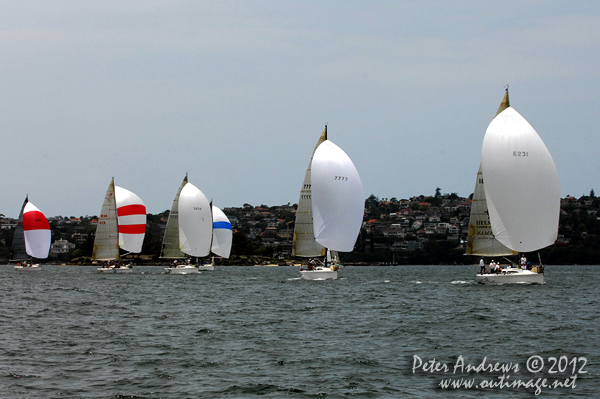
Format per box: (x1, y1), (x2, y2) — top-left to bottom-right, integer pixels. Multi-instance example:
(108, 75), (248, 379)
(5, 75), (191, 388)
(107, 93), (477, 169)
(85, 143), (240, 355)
(0, 265), (598, 398)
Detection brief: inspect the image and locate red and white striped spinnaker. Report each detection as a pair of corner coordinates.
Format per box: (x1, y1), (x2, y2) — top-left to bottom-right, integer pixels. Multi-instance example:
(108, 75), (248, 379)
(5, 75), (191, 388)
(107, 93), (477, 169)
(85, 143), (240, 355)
(23, 201), (51, 259)
(115, 186), (147, 254)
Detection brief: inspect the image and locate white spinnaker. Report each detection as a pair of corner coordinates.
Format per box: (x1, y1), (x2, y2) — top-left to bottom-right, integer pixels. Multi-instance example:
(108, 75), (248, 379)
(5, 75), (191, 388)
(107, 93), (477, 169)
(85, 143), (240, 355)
(22, 202), (51, 259)
(178, 182), (212, 257)
(115, 186), (147, 254)
(211, 205), (233, 259)
(481, 107), (560, 253)
(311, 140), (364, 252)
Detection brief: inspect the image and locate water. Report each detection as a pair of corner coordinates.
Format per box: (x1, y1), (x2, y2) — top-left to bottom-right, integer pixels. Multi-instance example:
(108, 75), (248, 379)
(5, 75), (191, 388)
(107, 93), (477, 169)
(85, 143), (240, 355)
(0, 265), (598, 398)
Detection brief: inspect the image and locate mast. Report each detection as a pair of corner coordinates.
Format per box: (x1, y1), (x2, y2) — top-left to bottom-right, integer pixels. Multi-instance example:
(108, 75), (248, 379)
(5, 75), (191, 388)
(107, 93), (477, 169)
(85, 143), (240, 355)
(292, 126), (328, 257)
(495, 85), (510, 117)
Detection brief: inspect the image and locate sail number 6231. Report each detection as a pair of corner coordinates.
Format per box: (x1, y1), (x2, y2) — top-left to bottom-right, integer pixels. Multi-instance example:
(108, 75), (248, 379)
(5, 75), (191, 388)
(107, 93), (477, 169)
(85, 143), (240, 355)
(513, 151), (529, 157)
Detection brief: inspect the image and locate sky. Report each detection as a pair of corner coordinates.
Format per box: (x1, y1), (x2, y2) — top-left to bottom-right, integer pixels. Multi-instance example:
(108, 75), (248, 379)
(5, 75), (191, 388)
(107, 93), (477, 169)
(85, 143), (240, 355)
(2, 1), (599, 218)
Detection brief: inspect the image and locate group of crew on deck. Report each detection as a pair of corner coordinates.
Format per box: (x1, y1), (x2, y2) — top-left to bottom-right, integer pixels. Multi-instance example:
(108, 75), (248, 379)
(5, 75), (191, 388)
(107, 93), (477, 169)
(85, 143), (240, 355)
(101, 260), (132, 269)
(479, 255), (533, 274)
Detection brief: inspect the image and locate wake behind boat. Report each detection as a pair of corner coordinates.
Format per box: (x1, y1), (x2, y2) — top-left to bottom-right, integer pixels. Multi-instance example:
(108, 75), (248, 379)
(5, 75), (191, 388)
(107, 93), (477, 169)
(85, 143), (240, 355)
(469, 88), (560, 284)
(92, 178), (147, 273)
(292, 126), (364, 280)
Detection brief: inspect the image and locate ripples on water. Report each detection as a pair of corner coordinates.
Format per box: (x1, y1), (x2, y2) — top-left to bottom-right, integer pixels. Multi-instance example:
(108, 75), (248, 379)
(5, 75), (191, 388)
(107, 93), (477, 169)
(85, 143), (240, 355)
(0, 265), (598, 398)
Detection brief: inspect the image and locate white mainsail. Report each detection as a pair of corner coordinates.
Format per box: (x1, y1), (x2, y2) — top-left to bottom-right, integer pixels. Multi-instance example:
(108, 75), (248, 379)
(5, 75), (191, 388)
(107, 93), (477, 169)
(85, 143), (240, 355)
(211, 205), (232, 259)
(161, 175), (188, 259)
(292, 127), (327, 257)
(481, 104), (560, 253)
(92, 179), (120, 261)
(178, 182), (212, 257)
(466, 164), (517, 256)
(311, 140), (364, 252)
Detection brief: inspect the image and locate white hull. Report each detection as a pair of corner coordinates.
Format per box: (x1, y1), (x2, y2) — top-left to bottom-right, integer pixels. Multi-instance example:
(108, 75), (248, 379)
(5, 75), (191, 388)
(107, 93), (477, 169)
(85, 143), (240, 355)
(14, 264), (42, 271)
(164, 265), (200, 274)
(96, 267), (133, 274)
(300, 268), (338, 280)
(476, 269), (544, 284)
(197, 264), (214, 271)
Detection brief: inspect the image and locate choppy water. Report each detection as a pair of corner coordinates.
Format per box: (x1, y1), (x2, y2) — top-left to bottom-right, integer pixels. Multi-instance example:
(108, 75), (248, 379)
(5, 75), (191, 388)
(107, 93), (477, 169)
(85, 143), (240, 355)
(0, 265), (598, 398)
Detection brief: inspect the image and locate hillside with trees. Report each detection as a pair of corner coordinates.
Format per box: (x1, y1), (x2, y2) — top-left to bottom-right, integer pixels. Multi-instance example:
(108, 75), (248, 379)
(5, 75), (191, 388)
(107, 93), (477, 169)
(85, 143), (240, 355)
(1, 189), (599, 265)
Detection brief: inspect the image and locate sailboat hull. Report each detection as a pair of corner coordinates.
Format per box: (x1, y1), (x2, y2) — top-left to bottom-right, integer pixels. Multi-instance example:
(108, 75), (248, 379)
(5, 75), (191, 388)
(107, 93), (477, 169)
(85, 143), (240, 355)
(476, 269), (544, 284)
(14, 264), (42, 271)
(96, 267), (133, 274)
(164, 265), (200, 274)
(300, 268), (338, 280)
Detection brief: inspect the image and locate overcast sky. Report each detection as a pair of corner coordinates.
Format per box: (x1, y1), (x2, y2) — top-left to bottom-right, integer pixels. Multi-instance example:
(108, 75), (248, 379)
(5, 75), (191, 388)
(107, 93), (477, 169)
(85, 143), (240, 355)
(2, 1), (599, 218)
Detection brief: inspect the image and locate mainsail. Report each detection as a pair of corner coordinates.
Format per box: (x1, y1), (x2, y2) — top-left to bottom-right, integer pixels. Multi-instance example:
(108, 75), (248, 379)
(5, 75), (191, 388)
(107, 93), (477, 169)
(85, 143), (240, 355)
(92, 179), (120, 261)
(178, 182), (212, 257)
(481, 95), (560, 253)
(211, 205), (233, 259)
(161, 175), (188, 259)
(11, 197), (28, 261)
(311, 140), (365, 252)
(466, 164), (517, 256)
(292, 126), (327, 257)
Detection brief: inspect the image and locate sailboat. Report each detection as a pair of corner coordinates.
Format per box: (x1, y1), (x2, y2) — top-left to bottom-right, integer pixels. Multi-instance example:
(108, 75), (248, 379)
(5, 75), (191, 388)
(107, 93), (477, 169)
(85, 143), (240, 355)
(12, 196), (51, 270)
(163, 177), (213, 274)
(469, 88), (560, 284)
(93, 178), (147, 273)
(292, 126), (364, 280)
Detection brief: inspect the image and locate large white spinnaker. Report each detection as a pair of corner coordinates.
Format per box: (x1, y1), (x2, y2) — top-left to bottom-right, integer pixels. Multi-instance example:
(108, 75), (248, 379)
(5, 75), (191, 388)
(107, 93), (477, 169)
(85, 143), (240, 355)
(178, 182), (212, 257)
(292, 127), (327, 257)
(22, 201), (51, 259)
(115, 186), (147, 254)
(481, 107), (560, 253)
(311, 140), (364, 252)
(211, 205), (232, 258)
